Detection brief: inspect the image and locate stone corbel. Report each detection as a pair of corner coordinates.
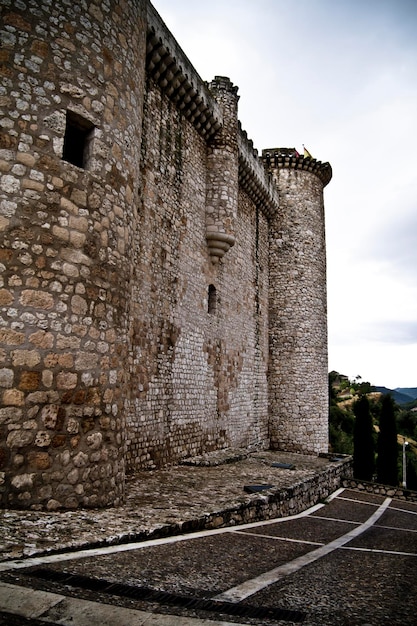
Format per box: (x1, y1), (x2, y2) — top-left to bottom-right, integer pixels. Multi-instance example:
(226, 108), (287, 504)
(206, 231), (235, 263)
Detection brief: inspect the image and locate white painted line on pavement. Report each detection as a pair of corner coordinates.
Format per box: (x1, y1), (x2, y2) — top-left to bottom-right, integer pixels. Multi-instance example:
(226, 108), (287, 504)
(326, 487), (345, 501)
(310, 514), (362, 525)
(337, 496), (384, 506)
(389, 505), (417, 515)
(340, 546), (417, 557)
(213, 497), (392, 603)
(375, 523), (417, 533)
(232, 529), (324, 546)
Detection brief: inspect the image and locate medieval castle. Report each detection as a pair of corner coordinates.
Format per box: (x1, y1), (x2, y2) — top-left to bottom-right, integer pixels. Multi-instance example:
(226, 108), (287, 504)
(0, 0), (332, 509)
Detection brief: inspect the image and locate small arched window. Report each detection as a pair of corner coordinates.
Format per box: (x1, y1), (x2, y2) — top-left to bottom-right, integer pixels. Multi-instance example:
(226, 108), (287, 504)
(208, 284), (217, 315)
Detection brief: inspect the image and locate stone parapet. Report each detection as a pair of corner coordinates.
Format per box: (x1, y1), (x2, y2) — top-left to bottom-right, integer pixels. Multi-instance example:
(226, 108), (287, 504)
(220, 457), (352, 526)
(146, 5), (280, 225)
(262, 148), (332, 186)
(146, 3), (222, 140)
(238, 127), (279, 219)
(342, 478), (417, 502)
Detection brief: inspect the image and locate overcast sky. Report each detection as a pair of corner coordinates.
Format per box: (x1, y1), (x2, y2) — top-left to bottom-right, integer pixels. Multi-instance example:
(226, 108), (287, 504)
(152, 0), (417, 389)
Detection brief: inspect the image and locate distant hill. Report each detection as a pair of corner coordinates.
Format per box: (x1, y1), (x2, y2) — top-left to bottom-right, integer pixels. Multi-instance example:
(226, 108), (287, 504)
(373, 386), (417, 405)
(395, 387), (417, 401)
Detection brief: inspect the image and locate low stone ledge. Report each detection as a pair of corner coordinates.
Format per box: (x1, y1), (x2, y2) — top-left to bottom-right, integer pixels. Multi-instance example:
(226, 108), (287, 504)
(0, 453), (353, 562)
(342, 478), (417, 502)
(202, 459), (352, 529)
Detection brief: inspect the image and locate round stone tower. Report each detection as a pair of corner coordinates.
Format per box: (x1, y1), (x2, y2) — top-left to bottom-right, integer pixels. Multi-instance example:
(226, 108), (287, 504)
(0, 0), (147, 509)
(205, 77), (239, 263)
(263, 149), (332, 455)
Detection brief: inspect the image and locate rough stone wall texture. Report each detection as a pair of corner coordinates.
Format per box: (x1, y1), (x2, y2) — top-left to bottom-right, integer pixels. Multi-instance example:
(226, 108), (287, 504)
(342, 478), (417, 503)
(0, 0), (147, 508)
(265, 153), (331, 455)
(0, 0), (331, 509)
(127, 77), (270, 471)
(205, 77), (239, 262)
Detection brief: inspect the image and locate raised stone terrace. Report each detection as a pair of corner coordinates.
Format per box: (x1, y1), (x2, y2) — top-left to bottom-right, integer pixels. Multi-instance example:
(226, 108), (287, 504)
(0, 451), (351, 563)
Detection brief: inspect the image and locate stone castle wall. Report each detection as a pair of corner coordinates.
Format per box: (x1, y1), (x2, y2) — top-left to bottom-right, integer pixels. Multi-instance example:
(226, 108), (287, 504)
(126, 75), (271, 470)
(0, 0), (332, 509)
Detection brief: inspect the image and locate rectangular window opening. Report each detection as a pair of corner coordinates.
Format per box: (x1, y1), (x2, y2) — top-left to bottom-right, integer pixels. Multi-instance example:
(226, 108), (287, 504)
(62, 110), (95, 169)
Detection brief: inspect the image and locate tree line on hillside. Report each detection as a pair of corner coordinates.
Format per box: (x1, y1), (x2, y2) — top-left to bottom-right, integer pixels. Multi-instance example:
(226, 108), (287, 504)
(329, 371), (417, 489)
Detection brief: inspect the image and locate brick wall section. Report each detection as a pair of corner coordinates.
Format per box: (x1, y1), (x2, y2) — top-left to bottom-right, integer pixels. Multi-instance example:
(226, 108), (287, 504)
(0, 1), (332, 509)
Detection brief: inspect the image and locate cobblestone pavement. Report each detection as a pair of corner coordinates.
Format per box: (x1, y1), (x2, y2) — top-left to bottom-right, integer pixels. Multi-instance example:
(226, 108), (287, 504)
(0, 451), (336, 562)
(3, 451), (416, 624)
(0, 488), (416, 625)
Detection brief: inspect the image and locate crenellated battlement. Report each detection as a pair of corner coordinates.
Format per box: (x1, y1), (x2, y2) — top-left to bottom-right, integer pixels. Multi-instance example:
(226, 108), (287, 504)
(147, 4), (280, 223)
(238, 126), (279, 219)
(262, 148), (332, 187)
(146, 3), (222, 140)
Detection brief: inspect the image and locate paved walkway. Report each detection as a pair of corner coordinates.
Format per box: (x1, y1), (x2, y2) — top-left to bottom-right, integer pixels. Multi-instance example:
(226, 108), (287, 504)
(0, 451), (339, 562)
(0, 451), (340, 626)
(1, 488), (416, 625)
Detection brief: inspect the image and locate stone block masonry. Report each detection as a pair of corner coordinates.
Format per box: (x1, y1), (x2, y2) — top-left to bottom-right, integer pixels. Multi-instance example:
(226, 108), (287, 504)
(0, 0), (148, 509)
(0, 0), (332, 509)
(265, 149), (332, 454)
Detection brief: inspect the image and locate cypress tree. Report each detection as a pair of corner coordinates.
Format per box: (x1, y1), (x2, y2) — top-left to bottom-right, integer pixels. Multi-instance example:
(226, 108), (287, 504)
(377, 394), (398, 486)
(353, 395), (375, 481)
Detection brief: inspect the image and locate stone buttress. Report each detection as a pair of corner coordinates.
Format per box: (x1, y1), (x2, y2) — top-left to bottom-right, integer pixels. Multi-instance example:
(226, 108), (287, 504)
(264, 149), (332, 455)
